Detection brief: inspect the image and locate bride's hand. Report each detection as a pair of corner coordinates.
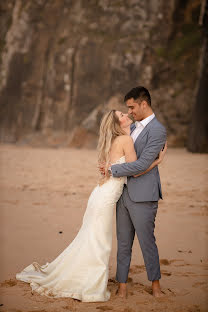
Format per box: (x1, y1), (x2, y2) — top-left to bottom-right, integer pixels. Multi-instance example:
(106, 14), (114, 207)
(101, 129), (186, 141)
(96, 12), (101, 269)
(98, 162), (106, 176)
(158, 141), (168, 164)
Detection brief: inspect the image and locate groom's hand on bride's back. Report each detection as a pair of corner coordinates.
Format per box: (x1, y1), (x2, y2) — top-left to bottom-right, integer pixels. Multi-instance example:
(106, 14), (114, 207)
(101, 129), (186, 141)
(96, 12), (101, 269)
(158, 141), (168, 163)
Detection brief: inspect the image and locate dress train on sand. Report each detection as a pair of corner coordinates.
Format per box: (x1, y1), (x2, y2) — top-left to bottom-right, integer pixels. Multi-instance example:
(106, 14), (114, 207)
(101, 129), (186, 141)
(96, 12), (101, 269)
(16, 156), (126, 302)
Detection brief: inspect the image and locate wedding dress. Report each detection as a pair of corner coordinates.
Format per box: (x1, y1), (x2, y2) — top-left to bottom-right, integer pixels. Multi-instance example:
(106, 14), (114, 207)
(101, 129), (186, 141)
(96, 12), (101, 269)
(16, 156), (126, 302)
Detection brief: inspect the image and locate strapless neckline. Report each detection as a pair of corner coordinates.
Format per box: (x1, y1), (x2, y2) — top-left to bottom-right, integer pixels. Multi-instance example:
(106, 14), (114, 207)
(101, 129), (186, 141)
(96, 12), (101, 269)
(111, 155), (125, 165)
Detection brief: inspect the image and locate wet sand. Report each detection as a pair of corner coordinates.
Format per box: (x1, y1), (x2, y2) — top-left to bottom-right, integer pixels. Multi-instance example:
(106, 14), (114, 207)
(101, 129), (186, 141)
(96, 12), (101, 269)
(0, 144), (207, 312)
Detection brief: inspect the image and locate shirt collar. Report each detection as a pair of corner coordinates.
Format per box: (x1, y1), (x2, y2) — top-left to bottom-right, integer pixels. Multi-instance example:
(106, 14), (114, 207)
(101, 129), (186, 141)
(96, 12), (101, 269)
(135, 121), (142, 128)
(140, 113), (155, 128)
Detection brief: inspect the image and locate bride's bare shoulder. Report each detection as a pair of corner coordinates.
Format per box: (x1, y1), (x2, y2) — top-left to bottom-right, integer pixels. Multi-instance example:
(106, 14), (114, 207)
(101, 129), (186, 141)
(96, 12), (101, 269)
(115, 135), (133, 145)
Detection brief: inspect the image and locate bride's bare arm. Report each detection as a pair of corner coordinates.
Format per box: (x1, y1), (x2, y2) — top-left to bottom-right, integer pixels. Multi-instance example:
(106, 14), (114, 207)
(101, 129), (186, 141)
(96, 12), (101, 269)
(98, 135), (136, 176)
(133, 141), (167, 177)
(122, 136), (137, 162)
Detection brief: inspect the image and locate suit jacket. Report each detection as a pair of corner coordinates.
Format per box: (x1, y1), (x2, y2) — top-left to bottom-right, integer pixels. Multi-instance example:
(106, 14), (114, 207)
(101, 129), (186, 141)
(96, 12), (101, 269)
(111, 117), (167, 202)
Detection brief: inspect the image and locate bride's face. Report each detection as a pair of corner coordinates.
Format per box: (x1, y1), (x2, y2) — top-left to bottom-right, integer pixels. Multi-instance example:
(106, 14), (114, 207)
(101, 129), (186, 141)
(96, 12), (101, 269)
(115, 111), (132, 129)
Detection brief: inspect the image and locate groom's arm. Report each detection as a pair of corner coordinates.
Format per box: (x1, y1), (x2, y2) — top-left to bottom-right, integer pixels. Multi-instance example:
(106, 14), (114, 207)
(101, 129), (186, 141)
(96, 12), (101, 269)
(111, 126), (166, 177)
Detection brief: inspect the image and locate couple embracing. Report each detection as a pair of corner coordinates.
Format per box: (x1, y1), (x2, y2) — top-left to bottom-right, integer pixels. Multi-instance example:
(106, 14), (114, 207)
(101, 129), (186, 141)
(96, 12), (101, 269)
(16, 86), (167, 302)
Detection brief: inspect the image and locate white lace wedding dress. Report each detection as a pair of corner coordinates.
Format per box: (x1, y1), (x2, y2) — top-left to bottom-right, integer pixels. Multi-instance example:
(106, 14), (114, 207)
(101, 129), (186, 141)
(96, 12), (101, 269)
(16, 156), (126, 302)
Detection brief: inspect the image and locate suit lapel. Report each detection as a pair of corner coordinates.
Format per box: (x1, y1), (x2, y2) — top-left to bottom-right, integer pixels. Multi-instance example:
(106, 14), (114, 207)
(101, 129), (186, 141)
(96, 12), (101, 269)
(134, 117), (156, 146)
(130, 123), (136, 135)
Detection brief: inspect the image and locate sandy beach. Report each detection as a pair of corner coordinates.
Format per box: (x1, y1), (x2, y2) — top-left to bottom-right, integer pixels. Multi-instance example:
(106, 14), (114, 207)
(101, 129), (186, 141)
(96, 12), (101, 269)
(0, 144), (207, 312)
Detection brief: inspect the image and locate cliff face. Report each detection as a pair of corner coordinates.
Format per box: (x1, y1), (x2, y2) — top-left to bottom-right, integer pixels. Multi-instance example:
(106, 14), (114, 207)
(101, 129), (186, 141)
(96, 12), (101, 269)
(0, 0), (202, 148)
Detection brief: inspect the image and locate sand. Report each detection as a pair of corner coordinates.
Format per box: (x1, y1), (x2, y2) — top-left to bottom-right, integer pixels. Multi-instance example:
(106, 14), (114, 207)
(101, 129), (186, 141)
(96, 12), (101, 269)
(0, 144), (207, 312)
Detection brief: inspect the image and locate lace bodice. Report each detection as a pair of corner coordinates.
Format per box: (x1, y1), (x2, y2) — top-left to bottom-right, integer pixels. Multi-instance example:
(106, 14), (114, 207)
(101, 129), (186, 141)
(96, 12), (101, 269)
(111, 155), (125, 165)
(110, 155), (127, 185)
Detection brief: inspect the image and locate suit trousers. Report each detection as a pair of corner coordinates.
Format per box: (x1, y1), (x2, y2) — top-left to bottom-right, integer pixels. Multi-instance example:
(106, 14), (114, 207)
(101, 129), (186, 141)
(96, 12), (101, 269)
(116, 185), (161, 282)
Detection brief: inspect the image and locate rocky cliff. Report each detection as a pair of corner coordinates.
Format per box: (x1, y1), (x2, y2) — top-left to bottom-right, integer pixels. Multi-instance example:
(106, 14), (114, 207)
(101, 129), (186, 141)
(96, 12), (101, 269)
(0, 0), (203, 148)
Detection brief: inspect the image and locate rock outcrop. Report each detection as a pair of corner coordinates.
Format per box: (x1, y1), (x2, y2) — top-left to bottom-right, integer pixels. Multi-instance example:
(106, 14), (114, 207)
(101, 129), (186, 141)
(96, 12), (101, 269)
(0, 0), (204, 148)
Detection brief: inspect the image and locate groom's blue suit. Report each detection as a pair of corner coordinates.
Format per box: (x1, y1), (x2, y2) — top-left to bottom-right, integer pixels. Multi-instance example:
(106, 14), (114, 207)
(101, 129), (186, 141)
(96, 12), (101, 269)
(111, 116), (166, 282)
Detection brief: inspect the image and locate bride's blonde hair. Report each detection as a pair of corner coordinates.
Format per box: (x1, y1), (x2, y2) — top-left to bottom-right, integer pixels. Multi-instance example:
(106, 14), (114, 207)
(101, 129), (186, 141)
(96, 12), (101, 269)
(97, 110), (126, 184)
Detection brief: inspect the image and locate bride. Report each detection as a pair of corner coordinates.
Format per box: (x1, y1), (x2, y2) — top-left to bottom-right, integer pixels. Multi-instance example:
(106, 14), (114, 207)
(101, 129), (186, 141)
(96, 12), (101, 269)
(16, 110), (166, 302)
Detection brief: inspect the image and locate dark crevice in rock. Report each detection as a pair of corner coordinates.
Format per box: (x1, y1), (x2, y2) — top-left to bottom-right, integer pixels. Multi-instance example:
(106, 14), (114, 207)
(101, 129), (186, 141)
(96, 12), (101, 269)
(187, 0), (208, 153)
(65, 41), (80, 131)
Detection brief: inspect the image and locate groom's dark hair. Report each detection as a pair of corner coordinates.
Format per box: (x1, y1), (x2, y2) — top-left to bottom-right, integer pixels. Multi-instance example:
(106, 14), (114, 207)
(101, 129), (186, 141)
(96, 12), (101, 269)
(124, 86), (151, 106)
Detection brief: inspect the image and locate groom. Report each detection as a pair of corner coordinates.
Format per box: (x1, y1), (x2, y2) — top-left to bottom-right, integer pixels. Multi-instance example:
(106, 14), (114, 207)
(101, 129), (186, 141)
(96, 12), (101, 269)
(110, 86), (166, 297)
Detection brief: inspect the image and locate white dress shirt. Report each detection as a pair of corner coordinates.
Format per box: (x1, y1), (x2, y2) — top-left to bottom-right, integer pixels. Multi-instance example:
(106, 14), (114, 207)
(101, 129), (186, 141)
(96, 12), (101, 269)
(131, 113), (155, 142)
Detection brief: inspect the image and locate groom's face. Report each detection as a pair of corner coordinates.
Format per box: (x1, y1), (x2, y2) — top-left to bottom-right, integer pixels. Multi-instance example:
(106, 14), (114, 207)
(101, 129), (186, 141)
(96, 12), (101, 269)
(126, 98), (144, 121)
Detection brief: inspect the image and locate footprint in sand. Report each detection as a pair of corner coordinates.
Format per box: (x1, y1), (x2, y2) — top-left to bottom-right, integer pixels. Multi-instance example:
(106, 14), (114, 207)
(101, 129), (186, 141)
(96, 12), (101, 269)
(96, 306), (114, 311)
(143, 286), (152, 295)
(160, 259), (170, 265)
(63, 192), (70, 196)
(174, 270), (196, 277)
(161, 270), (172, 276)
(183, 304), (200, 312)
(129, 265), (145, 274)
(136, 300), (149, 305)
(127, 277), (133, 283)
(108, 279), (117, 284)
(191, 209), (208, 216)
(166, 288), (176, 296)
(177, 249), (193, 254)
(33, 202), (46, 205)
(171, 288), (190, 296)
(22, 184), (29, 190)
(0, 279), (17, 287)
(192, 281), (207, 287)
(2, 200), (19, 205)
(192, 281), (208, 292)
(169, 259), (190, 267)
(160, 258), (191, 266)
(143, 286), (176, 297)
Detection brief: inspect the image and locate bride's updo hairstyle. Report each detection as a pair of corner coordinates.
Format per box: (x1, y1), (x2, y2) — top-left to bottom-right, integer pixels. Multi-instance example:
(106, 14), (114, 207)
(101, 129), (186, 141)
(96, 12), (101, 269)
(97, 110), (126, 182)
